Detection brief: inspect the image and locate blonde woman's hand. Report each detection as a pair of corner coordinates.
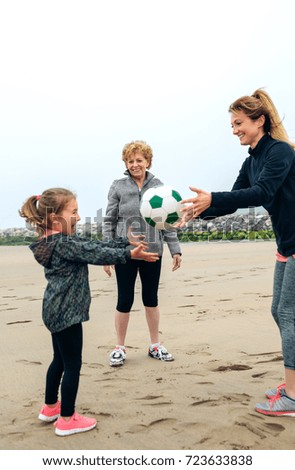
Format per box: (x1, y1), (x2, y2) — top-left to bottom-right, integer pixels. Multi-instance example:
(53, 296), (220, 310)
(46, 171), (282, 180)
(177, 187), (212, 227)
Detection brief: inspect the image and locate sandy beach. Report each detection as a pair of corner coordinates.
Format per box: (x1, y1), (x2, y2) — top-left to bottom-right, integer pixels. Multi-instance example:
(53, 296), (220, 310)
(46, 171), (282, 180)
(0, 240), (292, 450)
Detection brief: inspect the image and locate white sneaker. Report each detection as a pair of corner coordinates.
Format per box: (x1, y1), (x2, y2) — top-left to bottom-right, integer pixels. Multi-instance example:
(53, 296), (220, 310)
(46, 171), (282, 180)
(148, 344), (174, 361)
(109, 347), (126, 367)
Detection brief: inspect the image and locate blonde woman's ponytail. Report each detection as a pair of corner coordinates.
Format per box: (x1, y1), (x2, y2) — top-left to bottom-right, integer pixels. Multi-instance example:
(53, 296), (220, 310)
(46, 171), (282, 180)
(252, 89), (294, 148)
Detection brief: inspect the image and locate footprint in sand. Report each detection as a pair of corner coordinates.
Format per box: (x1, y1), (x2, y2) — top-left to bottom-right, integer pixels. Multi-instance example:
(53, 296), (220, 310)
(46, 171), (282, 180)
(241, 350), (281, 357)
(213, 364), (252, 372)
(83, 362), (104, 369)
(190, 398), (216, 406)
(16, 359), (42, 365)
(135, 394), (172, 406)
(251, 371), (268, 378)
(256, 356), (283, 364)
(235, 416), (285, 439)
(263, 422), (285, 433)
(96, 412), (112, 418)
(178, 304), (197, 308)
(127, 418), (176, 434)
(80, 406), (107, 417)
(142, 401), (172, 406)
(136, 394), (164, 400)
(7, 320), (32, 325)
(190, 393), (251, 407)
(148, 418), (176, 426)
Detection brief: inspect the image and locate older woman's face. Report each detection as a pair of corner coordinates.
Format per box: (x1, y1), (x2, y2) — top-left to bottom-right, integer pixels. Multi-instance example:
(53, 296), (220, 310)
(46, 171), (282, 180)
(126, 151), (149, 182)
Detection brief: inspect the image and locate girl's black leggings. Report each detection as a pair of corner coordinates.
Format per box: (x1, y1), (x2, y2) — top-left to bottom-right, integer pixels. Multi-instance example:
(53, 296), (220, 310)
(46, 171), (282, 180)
(45, 322), (83, 417)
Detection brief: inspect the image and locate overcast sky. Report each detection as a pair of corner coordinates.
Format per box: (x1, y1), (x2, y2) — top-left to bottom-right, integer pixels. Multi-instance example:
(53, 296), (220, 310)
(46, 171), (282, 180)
(1, 0), (295, 229)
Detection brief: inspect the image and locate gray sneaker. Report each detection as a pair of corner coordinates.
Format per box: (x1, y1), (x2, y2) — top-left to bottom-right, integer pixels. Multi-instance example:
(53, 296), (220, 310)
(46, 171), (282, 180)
(256, 388), (295, 417)
(109, 347), (126, 367)
(265, 382), (285, 398)
(148, 344), (174, 361)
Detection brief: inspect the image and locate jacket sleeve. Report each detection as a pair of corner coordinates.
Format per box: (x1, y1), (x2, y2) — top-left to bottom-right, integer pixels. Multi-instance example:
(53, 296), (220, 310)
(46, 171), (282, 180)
(200, 162), (250, 219)
(99, 237), (130, 249)
(102, 181), (120, 241)
(210, 142), (293, 210)
(163, 229), (182, 256)
(54, 237), (131, 265)
(151, 177), (182, 255)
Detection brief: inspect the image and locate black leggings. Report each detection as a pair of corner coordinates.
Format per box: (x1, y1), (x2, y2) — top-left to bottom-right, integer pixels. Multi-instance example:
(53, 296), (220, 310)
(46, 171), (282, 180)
(115, 257), (162, 313)
(45, 322), (83, 417)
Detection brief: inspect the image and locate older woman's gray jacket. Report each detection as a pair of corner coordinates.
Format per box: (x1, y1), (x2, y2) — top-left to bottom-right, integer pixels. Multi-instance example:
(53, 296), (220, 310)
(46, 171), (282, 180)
(103, 171), (181, 257)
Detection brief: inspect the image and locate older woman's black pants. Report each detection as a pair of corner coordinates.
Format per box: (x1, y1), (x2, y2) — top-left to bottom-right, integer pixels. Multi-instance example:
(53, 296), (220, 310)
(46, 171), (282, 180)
(115, 257), (162, 313)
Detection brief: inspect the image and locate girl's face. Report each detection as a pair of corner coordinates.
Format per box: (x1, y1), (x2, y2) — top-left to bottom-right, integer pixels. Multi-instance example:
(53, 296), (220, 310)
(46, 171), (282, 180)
(230, 110), (265, 149)
(53, 198), (81, 235)
(126, 151), (149, 182)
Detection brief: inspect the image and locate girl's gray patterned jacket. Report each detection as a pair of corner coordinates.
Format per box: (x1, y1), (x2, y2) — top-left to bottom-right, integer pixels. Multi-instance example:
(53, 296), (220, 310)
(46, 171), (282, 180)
(29, 233), (131, 333)
(103, 170), (182, 257)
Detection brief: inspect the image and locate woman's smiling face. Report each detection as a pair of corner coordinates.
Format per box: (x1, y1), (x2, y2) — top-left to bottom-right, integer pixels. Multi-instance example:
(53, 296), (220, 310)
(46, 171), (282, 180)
(126, 151), (149, 182)
(231, 110), (265, 149)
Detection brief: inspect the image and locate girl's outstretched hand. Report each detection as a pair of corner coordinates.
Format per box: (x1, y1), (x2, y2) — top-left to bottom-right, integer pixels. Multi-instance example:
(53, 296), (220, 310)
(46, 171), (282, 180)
(130, 243), (159, 262)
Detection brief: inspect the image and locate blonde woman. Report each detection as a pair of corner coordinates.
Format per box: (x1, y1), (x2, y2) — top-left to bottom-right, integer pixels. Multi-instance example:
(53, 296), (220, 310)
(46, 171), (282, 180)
(180, 89), (295, 417)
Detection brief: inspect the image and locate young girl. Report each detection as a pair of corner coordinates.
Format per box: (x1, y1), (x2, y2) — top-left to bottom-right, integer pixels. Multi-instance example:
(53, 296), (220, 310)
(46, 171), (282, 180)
(19, 187), (159, 436)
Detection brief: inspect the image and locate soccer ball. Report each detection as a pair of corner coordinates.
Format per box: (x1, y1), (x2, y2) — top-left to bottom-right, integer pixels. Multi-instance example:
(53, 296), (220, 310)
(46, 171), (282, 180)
(140, 185), (182, 230)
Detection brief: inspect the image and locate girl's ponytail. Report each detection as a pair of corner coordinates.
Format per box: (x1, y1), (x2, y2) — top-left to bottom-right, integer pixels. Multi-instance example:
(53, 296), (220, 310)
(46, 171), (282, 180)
(19, 188), (76, 236)
(19, 195), (45, 235)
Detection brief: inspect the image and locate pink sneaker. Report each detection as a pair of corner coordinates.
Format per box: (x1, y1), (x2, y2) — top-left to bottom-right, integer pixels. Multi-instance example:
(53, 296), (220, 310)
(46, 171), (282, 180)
(38, 401), (61, 422)
(54, 412), (97, 436)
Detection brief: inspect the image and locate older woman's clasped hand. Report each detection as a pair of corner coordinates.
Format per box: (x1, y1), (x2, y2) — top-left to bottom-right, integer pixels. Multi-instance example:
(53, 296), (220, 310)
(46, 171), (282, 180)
(127, 226), (147, 247)
(177, 186), (212, 227)
(103, 228), (159, 277)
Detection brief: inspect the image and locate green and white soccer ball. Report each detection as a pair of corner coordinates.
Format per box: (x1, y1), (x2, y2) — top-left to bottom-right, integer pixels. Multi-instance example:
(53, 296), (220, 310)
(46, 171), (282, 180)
(140, 185), (182, 230)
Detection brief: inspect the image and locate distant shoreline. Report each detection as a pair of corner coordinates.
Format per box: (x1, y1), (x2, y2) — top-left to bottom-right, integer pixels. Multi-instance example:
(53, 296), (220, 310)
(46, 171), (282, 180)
(0, 236), (275, 247)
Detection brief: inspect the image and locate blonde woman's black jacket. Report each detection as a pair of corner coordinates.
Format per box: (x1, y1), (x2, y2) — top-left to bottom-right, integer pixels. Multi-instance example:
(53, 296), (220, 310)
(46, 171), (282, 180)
(201, 135), (295, 256)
